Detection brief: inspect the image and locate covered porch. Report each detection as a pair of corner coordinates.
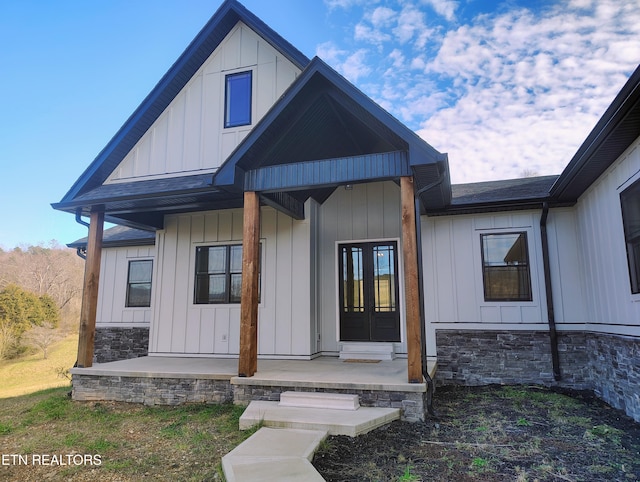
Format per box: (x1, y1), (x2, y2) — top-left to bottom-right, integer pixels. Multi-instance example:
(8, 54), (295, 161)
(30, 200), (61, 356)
(70, 356), (436, 421)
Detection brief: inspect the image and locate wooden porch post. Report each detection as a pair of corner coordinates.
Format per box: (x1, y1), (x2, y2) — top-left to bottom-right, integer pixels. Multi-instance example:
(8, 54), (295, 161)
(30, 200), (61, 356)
(76, 210), (104, 368)
(238, 191), (261, 377)
(400, 176), (423, 383)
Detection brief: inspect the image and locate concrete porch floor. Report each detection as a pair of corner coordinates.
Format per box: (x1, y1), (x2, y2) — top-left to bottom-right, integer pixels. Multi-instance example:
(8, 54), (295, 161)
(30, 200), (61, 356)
(71, 355), (436, 392)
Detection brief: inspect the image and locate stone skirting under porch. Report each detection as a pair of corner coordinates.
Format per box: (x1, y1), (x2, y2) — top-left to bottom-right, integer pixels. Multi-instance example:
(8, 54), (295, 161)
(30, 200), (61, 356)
(70, 356), (434, 422)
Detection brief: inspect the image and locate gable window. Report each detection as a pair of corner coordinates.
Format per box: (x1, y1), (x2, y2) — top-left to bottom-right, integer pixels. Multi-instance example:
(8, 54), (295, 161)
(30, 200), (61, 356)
(224, 71), (252, 128)
(126, 260), (153, 307)
(194, 244), (261, 304)
(621, 179), (640, 294)
(481, 232), (532, 302)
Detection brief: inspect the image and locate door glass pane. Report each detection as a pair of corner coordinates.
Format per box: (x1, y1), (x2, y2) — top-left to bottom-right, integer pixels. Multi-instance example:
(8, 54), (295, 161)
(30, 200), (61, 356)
(342, 246), (364, 312)
(373, 245), (396, 312)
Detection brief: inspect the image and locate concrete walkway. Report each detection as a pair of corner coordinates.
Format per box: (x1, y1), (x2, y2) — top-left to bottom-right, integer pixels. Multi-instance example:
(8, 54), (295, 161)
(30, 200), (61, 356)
(222, 392), (401, 481)
(222, 427), (327, 482)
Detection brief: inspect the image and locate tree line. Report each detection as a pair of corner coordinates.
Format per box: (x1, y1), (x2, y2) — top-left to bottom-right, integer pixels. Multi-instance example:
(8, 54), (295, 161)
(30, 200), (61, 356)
(0, 242), (84, 359)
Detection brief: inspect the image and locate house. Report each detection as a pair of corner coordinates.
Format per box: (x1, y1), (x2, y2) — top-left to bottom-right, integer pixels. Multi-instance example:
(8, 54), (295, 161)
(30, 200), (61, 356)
(53, 0), (639, 423)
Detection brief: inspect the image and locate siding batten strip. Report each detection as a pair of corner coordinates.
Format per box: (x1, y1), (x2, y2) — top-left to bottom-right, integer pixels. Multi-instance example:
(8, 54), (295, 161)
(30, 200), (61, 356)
(239, 191), (260, 377)
(401, 177), (423, 383)
(77, 210), (104, 368)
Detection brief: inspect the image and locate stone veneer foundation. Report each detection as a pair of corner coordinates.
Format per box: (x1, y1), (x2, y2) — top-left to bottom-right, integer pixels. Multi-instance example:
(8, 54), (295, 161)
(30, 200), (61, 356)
(94, 327), (149, 363)
(233, 384), (427, 422)
(72, 375), (234, 405)
(436, 330), (640, 422)
(71, 375), (427, 421)
(80, 328), (638, 423)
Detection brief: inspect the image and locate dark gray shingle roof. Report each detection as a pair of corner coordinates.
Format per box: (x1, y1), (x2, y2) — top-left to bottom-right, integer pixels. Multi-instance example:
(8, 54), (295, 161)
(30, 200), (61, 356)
(68, 225), (155, 249)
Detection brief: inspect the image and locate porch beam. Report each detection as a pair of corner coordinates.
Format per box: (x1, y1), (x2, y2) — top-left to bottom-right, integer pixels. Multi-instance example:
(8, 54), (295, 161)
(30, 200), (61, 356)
(244, 151), (410, 192)
(400, 176), (423, 383)
(76, 210), (104, 368)
(238, 191), (261, 377)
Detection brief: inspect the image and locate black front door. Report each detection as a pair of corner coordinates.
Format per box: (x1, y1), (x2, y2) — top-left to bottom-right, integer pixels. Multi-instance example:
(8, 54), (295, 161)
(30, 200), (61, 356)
(339, 241), (401, 342)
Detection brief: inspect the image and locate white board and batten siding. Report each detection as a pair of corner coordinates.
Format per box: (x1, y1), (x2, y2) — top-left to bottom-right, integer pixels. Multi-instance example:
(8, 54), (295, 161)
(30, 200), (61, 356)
(420, 210), (588, 357)
(105, 22), (300, 184)
(149, 206), (317, 358)
(96, 246), (155, 326)
(316, 181), (406, 355)
(574, 136), (640, 336)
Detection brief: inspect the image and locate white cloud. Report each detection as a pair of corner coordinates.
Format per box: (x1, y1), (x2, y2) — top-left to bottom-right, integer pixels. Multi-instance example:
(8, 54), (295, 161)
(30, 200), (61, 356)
(341, 49), (371, 81)
(321, 0), (640, 183)
(355, 23), (392, 44)
(415, 0), (640, 182)
(421, 0), (458, 21)
(316, 42), (371, 82)
(370, 6), (396, 27)
(393, 4), (429, 47)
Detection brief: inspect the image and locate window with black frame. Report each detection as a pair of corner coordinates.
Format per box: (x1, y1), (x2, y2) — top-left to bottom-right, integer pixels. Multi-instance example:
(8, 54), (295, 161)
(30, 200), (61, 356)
(481, 232), (532, 302)
(621, 180), (640, 294)
(194, 244), (261, 304)
(224, 71), (252, 128)
(126, 260), (153, 307)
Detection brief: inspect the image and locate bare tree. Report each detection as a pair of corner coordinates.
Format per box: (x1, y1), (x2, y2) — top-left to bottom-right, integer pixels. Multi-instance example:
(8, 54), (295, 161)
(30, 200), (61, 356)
(26, 322), (62, 359)
(0, 242), (84, 332)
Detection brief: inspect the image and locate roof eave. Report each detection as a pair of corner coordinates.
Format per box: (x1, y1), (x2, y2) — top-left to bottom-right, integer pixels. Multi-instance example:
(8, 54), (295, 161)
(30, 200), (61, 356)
(550, 64), (640, 202)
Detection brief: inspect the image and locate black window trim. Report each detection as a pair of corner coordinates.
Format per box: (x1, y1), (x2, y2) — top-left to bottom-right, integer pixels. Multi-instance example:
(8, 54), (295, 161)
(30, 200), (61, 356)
(224, 70), (252, 129)
(194, 243), (262, 305)
(620, 178), (640, 294)
(125, 259), (153, 308)
(480, 231), (533, 303)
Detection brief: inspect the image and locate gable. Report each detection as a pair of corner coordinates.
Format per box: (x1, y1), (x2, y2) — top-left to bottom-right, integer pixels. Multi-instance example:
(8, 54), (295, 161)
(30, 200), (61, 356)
(106, 21), (301, 184)
(58, 0), (308, 204)
(213, 57), (451, 214)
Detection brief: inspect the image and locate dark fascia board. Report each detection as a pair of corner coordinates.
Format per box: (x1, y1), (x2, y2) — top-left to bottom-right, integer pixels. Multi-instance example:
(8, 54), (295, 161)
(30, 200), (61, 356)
(213, 56), (447, 189)
(426, 198), (557, 217)
(550, 64), (640, 201)
(57, 0), (310, 204)
(68, 225), (156, 249)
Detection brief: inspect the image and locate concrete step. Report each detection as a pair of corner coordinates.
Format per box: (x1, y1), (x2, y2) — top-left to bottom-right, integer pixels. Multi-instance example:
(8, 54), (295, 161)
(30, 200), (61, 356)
(339, 342), (396, 361)
(240, 400), (400, 437)
(279, 391), (360, 410)
(222, 427), (327, 482)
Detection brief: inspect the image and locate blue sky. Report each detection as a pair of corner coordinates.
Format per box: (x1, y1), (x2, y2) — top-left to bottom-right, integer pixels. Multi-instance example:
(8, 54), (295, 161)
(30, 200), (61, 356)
(0, 0), (638, 249)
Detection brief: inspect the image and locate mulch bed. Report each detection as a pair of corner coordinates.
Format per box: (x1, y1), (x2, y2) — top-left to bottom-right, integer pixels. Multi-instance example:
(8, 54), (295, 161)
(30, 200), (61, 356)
(313, 385), (640, 481)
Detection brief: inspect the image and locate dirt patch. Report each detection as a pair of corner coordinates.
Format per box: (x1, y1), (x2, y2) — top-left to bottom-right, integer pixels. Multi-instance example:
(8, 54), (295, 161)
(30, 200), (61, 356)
(313, 385), (640, 481)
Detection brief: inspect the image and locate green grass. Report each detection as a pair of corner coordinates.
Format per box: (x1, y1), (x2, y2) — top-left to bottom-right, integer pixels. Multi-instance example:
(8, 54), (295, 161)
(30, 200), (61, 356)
(398, 465), (420, 481)
(0, 386), (251, 481)
(0, 334), (76, 398)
